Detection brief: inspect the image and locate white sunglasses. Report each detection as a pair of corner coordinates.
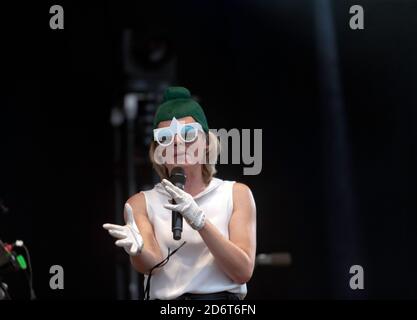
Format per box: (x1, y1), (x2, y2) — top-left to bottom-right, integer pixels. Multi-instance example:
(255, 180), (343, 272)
(153, 117), (205, 146)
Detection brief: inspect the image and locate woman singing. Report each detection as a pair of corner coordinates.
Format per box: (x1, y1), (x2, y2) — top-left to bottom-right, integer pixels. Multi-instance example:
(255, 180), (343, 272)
(103, 86), (257, 300)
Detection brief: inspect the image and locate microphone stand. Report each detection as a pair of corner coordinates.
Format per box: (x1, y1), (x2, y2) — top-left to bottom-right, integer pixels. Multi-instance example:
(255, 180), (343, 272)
(124, 94), (140, 300)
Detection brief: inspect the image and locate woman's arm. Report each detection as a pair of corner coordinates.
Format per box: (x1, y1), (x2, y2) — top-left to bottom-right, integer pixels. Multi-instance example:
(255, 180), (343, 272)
(126, 192), (163, 274)
(198, 183), (257, 284)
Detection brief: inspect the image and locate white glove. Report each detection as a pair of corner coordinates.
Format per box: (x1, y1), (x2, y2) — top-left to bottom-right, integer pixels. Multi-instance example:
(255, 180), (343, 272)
(161, 179), (206, 230)
(103, 203), (144, 256)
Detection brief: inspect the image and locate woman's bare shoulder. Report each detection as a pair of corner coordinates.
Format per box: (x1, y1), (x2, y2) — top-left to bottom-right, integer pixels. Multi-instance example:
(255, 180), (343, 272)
(126, 192), (147, 215)
(232, 182), (252, 195)
(232, 182), (256, 209)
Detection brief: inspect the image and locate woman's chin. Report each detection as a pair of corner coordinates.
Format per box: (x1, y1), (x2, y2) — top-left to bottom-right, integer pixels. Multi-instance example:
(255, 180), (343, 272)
(167, 162), (198, 170)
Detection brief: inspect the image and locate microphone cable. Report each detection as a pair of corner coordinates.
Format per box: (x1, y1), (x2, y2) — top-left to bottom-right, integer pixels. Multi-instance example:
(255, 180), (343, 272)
(144, 241), (186, 300)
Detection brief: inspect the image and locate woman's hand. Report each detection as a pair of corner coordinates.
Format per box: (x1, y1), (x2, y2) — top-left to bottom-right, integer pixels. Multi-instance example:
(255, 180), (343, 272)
(161, 179), (205, 230)
(103, 203), (144, 256)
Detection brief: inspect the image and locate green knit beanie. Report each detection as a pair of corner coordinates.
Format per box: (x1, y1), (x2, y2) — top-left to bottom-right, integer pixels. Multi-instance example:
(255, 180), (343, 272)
(153, 87), (209, 133)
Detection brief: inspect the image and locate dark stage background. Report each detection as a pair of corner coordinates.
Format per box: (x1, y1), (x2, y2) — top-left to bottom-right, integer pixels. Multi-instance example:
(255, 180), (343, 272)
(1, 0), (416, 299)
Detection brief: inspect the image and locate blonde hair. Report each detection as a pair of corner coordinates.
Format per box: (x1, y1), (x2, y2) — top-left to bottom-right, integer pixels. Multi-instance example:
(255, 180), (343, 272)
(149, 131), (220, 185)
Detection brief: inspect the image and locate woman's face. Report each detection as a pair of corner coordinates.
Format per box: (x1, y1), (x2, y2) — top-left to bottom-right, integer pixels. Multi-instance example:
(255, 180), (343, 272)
(156, 116), (207, 170)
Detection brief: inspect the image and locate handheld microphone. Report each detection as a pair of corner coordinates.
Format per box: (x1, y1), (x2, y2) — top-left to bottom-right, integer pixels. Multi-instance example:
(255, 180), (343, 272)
(169, 167), (186, 240)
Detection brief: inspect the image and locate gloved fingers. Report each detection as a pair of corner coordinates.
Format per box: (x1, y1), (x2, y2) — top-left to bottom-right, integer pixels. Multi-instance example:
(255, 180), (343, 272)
(129, 243), (138, 255)
(163, 185), (182, 201)
(164, 203), (180, 211)
(103, 223), (124, 231)
(124, 203), (135, 226)
(162, 178), (176, 189)
(115, 239), (131, 248)
(108, 229), (127, 239)
(162, 179), (182, 199)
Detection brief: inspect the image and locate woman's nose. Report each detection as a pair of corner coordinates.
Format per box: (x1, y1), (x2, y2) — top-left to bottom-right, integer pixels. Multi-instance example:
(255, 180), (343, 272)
(173, 134), (182, 145)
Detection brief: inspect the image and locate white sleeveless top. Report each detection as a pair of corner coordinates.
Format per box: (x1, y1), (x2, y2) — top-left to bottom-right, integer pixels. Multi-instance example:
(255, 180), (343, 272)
(142, 177), (247, 300)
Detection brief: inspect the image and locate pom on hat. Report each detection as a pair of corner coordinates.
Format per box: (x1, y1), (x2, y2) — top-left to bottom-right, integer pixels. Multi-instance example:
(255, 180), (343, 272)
(153, 86), (209, 133)
(163, 87), (191, 101)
